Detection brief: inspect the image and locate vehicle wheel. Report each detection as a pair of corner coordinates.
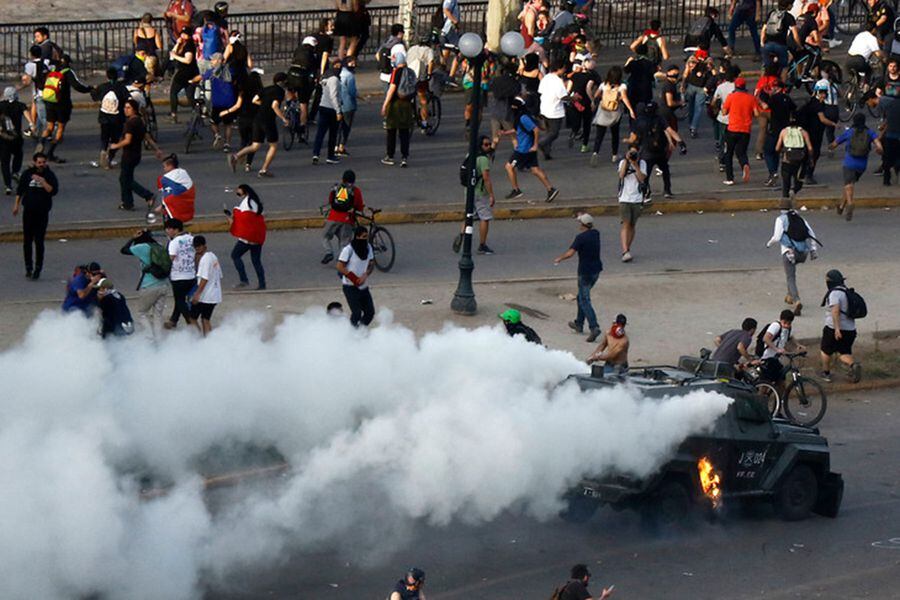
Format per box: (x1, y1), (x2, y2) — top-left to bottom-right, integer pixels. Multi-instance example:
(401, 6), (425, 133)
(775, 464), (818, 521)
(783, 377), (827, 427)
(282, 121), (295, 151)
(834, 0), (868, 35)
(754, 382), (780, 418)
(370, 226), (396, 272)
(426, 95), (441, 136)
(640, 479), (692, 530)
(559, 493), (600, 523)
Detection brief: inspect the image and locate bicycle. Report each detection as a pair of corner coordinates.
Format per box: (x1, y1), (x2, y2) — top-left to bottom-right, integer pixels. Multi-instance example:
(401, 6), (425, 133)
(785, 46), (843, 93)
(839, 56), (882, 122)
(354, 207), (396, 272)
(417, 73), (444, 136)
(142, 90), (159, 151)
(746, 351), (828, 427)
(183, 85), (208, 154)
(281, 98), (303, 151)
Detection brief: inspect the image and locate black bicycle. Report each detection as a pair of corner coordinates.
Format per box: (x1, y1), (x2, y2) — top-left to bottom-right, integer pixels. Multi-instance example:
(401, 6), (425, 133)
(282, 98), (302, 151)
(355, 207), (396, 272)
(785, 47), (842, 93)
(183, 86), (208, 154)
(747, 352), (827, 427)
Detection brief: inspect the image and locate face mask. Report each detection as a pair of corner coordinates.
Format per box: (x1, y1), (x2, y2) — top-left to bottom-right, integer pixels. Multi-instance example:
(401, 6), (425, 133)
(229, 35), (241, 44)
(351, 238), (369, 258)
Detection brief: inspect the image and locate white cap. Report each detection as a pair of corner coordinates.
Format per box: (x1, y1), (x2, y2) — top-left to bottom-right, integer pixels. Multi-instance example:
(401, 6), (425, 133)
(576, 213), (594, 226)
(302, 36), (318, 47)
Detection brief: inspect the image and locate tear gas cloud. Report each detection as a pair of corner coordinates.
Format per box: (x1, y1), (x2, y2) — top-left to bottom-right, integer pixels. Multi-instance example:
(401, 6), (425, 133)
(0, 310), (732, 599)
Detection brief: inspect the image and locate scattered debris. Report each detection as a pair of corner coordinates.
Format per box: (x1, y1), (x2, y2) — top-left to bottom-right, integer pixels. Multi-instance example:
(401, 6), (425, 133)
(799, 205), (808, 211)
(655, 210), (664, 216)
(58, 238), (68, 243)
(421, 299), (433, 305)
(696, 210), (704, 215)
(682, 572), (694, 577)
(559, 293), (577, 301)
(759, 208), (768, 212)
(707, 239), (718, 244)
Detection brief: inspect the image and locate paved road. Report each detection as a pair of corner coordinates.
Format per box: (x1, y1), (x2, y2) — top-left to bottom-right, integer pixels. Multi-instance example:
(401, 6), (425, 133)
(3, 208), (898, 304)
(201, 387), (900, 599)
(0, 70), (891, 232)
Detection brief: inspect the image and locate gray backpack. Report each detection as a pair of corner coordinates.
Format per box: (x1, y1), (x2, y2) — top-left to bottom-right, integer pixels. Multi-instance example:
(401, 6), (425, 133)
(396, 67), (417, 99)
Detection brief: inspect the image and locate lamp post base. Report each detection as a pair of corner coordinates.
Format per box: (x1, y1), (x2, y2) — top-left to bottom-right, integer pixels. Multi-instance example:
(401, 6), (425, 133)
(451, 290), (477, 315)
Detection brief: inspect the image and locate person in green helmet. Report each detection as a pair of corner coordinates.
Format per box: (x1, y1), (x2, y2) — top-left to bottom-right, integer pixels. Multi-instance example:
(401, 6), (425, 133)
(499, 308), (542, 344)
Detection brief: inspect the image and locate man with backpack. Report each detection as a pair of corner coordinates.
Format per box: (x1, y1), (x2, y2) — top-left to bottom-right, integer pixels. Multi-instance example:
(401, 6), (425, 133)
(766, 197), (819, 316)
(552, 564), (613, 600)
(381, 50), (416, 168)
(376, 24), (406, 90)
(727, 0), (762, 58)
(92, 67), (129, 170)
(322, 169), (364, 264)
(501, 96), (560, 202)
(453, 135), (496, 255)
(629, 19), (668, 70)
(756, 309), (802, 385)
(21, 45), (49, 141)
(775, 112), (814, 199)
(760, 0), (799, 72)
(819, 269), (864, 383)
(120, 229), (171, 341)
(630, 100), (685, 199)
(683, 6), (731, 55)
(33, 27), (62, 67)
(829, 113), (883, 221)
(38, 54), (93, 163)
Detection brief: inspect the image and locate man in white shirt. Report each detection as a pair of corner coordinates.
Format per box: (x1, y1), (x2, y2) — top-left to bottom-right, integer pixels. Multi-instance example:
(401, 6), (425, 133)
(537, 61), (569, 159)
(617, 145), (647, 263)
(712, 66), (737, 171)
(164, 217), (195, 329)
(766, 197), (819, 315)
(759, 309), (804, 386)
(846, 21), (884, 80)
(336, 225), (375, 327)
(406, 37), (436, 128)
(189, 234), (223, 336)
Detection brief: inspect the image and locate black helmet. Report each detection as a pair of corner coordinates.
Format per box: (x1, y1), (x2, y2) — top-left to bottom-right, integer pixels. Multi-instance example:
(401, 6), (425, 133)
(214, 1), (229, 16)
(407, 567), (425, 583)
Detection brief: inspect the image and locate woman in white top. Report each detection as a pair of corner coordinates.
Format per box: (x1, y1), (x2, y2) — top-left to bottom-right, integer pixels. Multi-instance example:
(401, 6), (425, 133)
(590, 66), (635, 166)
(337, 226), (375, 327)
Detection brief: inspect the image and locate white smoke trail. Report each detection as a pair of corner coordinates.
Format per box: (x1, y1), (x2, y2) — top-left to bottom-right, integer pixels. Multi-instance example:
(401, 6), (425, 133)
(0, 310), (732, 599)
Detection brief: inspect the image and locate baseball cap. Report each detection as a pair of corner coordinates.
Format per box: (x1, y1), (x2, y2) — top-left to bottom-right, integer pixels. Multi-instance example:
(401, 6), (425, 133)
(302, 36), (318, 47)
(576, 213), (594, 226)
(734, 77), (746, 88)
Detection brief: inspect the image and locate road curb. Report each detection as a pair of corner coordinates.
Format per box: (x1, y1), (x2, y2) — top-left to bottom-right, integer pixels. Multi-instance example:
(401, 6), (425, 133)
(2, 194), (897, 243)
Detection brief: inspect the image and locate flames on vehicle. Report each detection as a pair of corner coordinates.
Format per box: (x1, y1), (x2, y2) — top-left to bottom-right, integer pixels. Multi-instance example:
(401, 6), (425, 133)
(697, 456), (722, 509)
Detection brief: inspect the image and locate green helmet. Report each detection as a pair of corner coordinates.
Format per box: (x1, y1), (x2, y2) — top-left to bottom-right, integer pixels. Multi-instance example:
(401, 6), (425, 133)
(499, 309), (521, 324)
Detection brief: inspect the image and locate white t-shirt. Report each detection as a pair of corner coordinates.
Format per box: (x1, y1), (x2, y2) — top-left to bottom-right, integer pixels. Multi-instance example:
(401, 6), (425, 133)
(538, 73), (567, 119)
(714, 81), (735, 124)
(617, 159), (647, 204)
(825, 289), (856, 331)
(848, 31), (880, 60)
(127, 86), (147, 110)
(338, 243), (374, 289)
(406, 45), (434, 81)
(196, 251), (223, 304)
(760, 321), (790, 360)
(167, 233), (196, 281)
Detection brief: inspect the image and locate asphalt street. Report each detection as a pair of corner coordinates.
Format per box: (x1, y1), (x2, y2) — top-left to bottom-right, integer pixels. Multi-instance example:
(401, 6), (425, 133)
(200, 387), (900, 599)
(0, 78), (892, 231)
(2, 208), (897, 305)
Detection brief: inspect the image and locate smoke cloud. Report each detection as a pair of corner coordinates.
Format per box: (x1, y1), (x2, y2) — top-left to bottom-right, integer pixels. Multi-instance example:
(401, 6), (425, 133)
(0, 310), (732, 599)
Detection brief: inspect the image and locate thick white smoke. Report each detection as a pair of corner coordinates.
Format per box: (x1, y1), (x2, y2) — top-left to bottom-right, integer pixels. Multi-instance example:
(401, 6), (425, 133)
(0, 310), (732, 599)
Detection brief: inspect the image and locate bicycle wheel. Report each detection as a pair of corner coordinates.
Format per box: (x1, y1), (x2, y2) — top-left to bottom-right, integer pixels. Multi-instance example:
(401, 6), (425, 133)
(783, 377), (827, 427)
(755, 382), (781, 418)
(282, 115), (296, 151)
(184, 115), (201, 154)
(839, 82), (860, 123)
(370, 226), (396, 272)
(834, 0), (869, 35)
(425, 95), (441, 136)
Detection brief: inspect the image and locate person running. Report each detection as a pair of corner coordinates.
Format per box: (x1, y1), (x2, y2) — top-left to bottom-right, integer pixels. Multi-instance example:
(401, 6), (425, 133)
(337, 226), (376, 327)
(38, 54), (93, 163)
(381, 50), (415, 167)
(591, 66), (635, 166)
(312, 59), (344, 165)
(630, 101), (685, 198)
(163, 218), (195, 330)
(110, 99), (163, 215)
(629, 19), (669, 70)
(617, 144), (647, 263)
(225, 69), (262, 173)
(760, 0), (799, 72)
(228, 72), (292, 178)
(759, 80), (796, 187)
(12, 151), (57, 280)
(120, 229), (170, 341)
(798, 81), (837, 184)
(0, 87), (28, 195)
(775, 112), (814, 199)
(555, 213), (603, 343)
(168, 26), (199, 122)
(766, 197), (820, 316)
(227, 184), (266, 290)
(829, 113), (882, 221)
(819, 269), (862, 383)
(190, 234), (223, 336)
(586, 313), (630, 376)
(501, 97), (559, 202)
(721, 77), (759, 185)
(322, 169), (364, 264)
(499, 309), (542, 344)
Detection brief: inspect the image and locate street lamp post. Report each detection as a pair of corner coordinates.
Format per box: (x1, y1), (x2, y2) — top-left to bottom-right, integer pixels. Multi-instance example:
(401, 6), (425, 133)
(451, 31), (524, 316)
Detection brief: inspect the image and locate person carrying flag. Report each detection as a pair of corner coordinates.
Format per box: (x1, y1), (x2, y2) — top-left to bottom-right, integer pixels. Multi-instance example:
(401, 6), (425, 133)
(226, 183), (266, 290)
(153, 153), (195, 224)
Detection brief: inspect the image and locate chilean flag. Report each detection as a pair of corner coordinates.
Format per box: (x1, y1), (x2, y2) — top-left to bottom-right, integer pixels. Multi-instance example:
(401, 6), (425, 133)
(158, 168), (196, 223)
(230, 208), (267, 245)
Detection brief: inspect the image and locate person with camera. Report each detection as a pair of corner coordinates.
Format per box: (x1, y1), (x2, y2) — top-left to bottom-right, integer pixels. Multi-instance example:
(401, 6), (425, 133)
(617, 144), (647, 263)
(121, 228), (170, 341)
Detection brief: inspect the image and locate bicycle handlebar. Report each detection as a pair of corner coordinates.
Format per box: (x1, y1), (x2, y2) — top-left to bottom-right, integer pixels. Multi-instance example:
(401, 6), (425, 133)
(783, 351), (808, 359)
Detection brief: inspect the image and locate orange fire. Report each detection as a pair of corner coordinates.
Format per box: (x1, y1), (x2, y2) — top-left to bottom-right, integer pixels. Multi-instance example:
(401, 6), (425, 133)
(697, 456), (722, 508)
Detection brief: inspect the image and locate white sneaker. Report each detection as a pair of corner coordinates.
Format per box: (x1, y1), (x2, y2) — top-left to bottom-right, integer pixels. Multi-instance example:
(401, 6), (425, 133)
(654, 167), (663, 176)
(827, 38), (843, 49)
(611, 154), (619, 163)
(622, 251), (633, 263)
(723, 180), (735, 186)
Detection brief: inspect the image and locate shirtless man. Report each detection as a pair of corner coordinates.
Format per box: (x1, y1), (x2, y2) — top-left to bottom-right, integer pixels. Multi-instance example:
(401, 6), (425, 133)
(587, 313), (630, 375)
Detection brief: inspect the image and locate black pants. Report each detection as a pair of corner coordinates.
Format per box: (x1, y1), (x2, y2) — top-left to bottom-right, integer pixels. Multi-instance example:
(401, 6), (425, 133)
(100, 120), (122, 154)
(644, 154), (672, 195)
(593, 122), (620, 156)
(338, 109), (355, 146)
(539, 116), (563, 155)
(22, 208), (49, 271)
(231, 240), (266, 287)
(386, 128), (411, 159)
(342, 284), (375, 327)
(882, 137), (900, 184)
(572, 109), (592, 146)
(169, 73), (195, 115)
(0, 136), (23, 188)
(169, 278), (195, 324)
(120, 160), (153, 209)
(238, 117), (256, 166)
(807, 128), (824, 177)
(781, 160), (807, 197)
(312, 106), (339, 159)
(724, 130), (750, 182)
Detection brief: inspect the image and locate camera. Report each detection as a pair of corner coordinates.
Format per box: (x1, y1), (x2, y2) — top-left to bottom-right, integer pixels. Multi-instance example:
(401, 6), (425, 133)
(627, 149), (638, 160)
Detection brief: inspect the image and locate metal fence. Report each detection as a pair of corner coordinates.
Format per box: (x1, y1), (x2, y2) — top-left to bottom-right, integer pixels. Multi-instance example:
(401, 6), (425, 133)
(1, 1), (781, 78)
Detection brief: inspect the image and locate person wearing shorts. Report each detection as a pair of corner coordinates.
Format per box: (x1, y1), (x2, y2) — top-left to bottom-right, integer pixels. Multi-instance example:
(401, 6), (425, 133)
(453, 136), (496, 255)
(617, 144), (647, 263)
(819, 269), (861, 383)
(229, 72), (291, 177)
(501, 98), (559, 202)
(829, 113), (882, 221)
(189, 234), (222, 336)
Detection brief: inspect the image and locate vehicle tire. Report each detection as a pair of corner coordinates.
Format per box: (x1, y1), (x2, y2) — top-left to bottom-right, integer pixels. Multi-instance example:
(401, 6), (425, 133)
(640, 479), (693, 530)
(559, 493), (600, 523)
(834, 0), (869, 35)
(370, 226), (396, 272)
(754, 382), (780, 418)
(426, 95), (441, 136)
(775, 464), (818, 521)
(783, 377), (827, 427)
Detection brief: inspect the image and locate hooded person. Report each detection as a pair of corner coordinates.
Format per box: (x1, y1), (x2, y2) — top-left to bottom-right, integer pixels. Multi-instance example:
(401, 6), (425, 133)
(337, 225), (376, 327)
(499, 308), (542, 344)
(819, 269), (862, 383)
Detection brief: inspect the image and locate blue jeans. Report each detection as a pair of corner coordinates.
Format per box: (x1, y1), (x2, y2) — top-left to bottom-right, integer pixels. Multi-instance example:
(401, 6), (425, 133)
(575, 272), (600, 331)
(763, 131), (779, 176)
(683, 84), (707, 132)
(231, 240), (266, 287)
(762, 42), (788, 70)
(728, 10), (761, 54)
(312, 106), (339, 160)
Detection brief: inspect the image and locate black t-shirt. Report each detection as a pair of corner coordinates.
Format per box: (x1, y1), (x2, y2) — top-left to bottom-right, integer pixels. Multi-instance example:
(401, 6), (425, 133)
(257, 84), (286, 121)
(635, 114), (670, 157)
(873, 1), (896, 38)
(799, 96), (827, 133)
(765, 10), (796, 46)
(315, 33), (335, 57)
(291, 45), (314, 70)
(625, 57), (656, 104)
(121, 115), (146, 165)
(16, 166), (58, 212)
(686, 61), (709, 87)
(391, 581), (420, 600)
(561, 580), (592, 600)
(238, 79), (261, 121)
(571, 228), (603, 276)
(761, 91), (796, 134)
(658, 79), (681, 119)
(570, 70), (600, 103)
(0, 100), (27, 134)
(175, 40), (200, 78)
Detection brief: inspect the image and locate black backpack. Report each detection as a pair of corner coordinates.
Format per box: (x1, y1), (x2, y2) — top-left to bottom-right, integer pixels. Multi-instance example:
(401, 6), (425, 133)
(459, 151), (486, 187)
(330, 183), (355, 212)
(684, 17), (710, 48)
(835, 286), (868, 319)
(755, 322), (781, 357)
(785, 210), (811, 243)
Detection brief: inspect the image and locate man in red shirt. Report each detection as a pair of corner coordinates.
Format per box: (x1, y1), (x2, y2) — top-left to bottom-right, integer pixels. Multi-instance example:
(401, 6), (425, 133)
(721, 76), (759, 185)
(164, 0), (195, 45)
(322, 169), (364, 264)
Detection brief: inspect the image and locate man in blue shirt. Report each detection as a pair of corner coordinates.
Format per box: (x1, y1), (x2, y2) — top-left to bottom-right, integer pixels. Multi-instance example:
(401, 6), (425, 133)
(829, 113), (883, 221)
(501, 97), (559, 202)
(554, 213), (603, 342)
(62, 261), (102, 314)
